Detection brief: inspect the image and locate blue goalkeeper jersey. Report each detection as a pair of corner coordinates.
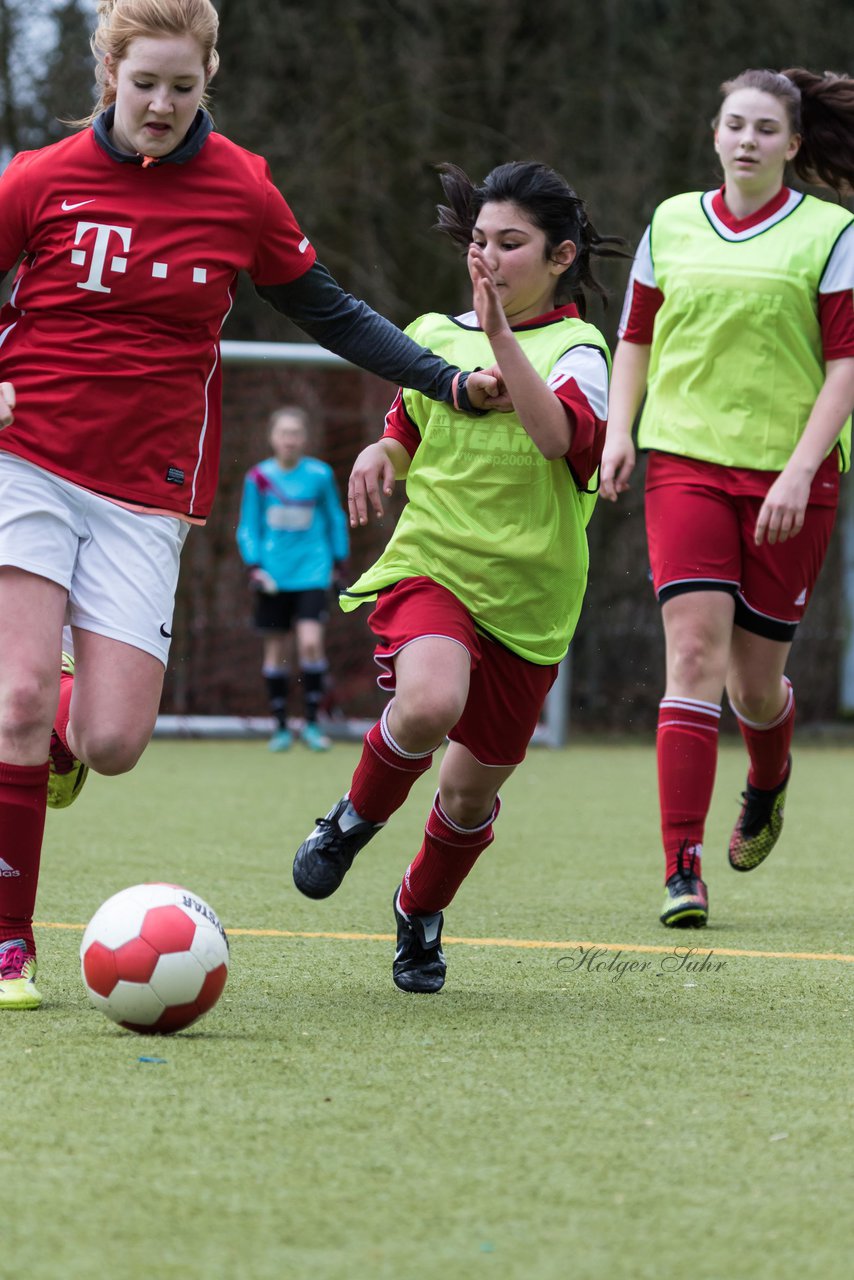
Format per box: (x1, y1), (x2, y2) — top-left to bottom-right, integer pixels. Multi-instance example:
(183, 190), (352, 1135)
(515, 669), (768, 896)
(236, 455), (349, 591)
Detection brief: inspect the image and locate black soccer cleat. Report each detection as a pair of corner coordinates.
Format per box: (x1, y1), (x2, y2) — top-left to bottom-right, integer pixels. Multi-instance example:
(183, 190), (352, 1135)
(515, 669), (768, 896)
(292, 796), (385, 899)
(729, 757), (791, 872)
(392, 887), (446, 994)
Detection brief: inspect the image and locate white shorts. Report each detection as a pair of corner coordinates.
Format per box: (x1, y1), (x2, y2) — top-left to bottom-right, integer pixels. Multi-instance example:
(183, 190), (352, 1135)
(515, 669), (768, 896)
(0, 451), (189, 665)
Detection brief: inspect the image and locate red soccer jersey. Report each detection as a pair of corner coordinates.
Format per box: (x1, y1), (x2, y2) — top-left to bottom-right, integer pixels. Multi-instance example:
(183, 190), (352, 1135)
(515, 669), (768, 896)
(0, 126), (316, 517)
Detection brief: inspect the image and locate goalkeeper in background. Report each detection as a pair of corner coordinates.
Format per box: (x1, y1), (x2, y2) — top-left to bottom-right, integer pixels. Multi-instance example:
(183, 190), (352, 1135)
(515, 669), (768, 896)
(237, 406), (349, 753)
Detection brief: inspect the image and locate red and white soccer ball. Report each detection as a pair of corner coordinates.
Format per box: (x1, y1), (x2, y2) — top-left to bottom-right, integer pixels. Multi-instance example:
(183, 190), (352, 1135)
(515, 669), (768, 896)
(80, 883), (229, 1034)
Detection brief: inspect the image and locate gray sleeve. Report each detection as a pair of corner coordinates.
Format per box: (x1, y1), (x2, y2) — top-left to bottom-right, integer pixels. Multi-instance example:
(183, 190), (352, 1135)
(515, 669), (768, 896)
(255, 262), (459, 403)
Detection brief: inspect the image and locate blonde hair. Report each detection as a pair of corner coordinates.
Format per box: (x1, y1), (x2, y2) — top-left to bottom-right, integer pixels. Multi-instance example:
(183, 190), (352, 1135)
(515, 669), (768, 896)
(78, 0), (219, 126)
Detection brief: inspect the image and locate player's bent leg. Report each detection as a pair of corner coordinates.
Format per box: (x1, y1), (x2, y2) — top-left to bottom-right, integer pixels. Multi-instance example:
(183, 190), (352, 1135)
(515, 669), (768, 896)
(393, 744), (513, 993)
(293, 638), (469, 901)
(386, 636), (471, 753)
(47, 650), (90, 808)
(64, 629), (166, 777)
(727, 630), (794, 871)
(728, 760), (792, 872)
(432, 741), (513, 830)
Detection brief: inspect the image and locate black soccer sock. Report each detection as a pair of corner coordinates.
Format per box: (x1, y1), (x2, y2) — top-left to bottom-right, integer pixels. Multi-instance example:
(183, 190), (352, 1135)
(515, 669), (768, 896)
(263, 668), (290, 729)
(300, 663), (328, 725)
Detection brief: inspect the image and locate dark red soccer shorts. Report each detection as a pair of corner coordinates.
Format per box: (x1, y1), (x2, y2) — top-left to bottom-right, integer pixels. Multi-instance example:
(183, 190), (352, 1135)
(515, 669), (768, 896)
(366, 576), (558, 766)
(644, 451), (838, 641)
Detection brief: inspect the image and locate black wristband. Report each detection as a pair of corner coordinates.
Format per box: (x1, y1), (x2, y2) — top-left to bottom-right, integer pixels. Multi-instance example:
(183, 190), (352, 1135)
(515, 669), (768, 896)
(456, 368), (489, 417)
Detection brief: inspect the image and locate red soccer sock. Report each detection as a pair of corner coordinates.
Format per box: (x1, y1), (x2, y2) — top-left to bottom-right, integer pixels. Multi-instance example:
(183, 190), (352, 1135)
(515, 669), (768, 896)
(348, 704), (439, 824)
(0, 760), (50, 956)
(398, 794), (500, 915)
(657, 697), (720, 881)
(729, 678), (794, 791)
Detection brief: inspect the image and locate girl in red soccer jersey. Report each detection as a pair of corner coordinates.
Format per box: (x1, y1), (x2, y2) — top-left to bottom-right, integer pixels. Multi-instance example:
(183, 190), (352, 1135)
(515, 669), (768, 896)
(0, 0), (507, 1010)
(293, 161), (626, 993)
(600, 69), (854, 928)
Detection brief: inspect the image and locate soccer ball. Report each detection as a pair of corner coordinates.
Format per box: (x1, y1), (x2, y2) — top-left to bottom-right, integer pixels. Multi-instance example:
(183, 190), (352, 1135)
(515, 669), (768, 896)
(80, 883), (229, 1034)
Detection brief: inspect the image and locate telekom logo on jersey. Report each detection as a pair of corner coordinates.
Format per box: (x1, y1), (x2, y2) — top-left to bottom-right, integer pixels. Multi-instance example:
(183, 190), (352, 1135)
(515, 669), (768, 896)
(70, 221), (208, 294)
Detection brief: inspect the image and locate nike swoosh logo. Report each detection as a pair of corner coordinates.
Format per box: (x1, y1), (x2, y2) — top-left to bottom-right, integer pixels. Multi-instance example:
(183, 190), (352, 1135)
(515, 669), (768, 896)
(159, 623), (173, 638)
(61, 198), (96, 211)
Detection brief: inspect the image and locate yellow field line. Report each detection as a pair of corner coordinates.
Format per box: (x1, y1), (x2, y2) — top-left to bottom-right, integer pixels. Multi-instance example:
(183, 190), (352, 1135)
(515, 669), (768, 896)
(35, 921), (853, 963)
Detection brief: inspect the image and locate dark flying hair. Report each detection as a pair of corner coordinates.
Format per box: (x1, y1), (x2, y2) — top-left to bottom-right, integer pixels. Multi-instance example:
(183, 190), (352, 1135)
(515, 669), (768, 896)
(434, 161), (628, 316)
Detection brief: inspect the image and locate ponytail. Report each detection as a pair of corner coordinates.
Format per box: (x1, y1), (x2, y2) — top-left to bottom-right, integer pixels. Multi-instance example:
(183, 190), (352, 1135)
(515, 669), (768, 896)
(782, 68), (854, 196)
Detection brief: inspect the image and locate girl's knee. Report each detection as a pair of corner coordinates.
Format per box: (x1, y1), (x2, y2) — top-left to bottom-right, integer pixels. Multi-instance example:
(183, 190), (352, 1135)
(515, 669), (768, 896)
(299, 643), (325, 667)
(75, 727), (149, 776)
(0, 677), (55, 742)
(729, 682), (787, 724)
(439, 781), (499, 829)
(668, 634), (727, 691)
(394, 688), (465, 745)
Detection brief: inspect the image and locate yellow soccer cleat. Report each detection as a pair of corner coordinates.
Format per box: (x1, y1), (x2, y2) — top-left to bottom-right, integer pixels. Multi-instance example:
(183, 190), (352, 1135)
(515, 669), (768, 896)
(729, 758), (791, 872)
(0, 939), (42, 1010)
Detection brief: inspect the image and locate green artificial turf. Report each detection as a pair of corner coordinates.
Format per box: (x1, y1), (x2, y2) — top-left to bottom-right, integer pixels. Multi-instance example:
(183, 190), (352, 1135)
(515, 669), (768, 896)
(3, 740), (852, 1280)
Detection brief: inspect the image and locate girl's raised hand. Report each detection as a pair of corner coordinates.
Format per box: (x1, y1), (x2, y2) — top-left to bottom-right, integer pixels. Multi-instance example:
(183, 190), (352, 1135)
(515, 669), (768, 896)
(468, 244), (509, 340)
(0, 382), (15, 429)
(348, 442), (397, 527)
